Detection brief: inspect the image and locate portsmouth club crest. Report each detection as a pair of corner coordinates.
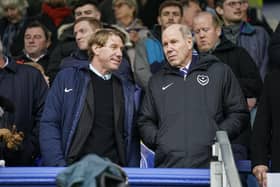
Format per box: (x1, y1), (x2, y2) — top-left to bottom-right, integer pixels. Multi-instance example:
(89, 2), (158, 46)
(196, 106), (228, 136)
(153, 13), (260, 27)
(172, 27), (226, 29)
(197, 74), (209, 86)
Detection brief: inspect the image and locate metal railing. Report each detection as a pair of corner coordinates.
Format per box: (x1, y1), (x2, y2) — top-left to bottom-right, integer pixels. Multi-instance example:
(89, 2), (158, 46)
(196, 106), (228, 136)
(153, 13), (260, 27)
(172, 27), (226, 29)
(211, 131), (242, 187)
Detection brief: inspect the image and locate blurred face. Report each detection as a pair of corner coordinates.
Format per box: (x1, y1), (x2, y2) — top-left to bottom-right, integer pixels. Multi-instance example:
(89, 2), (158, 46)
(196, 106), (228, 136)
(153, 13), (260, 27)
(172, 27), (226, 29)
(74, 21), (95, 50)
(113, 1), (135, 21)
(162, 25), (193, 68)
(92, 35), (124, 73)
(74, 4), (101, 20)
(3, 6), (22, 24)
(241, 0), (249, 21)
(47, 0), (66, 7)
(193, 14), (221, 52)
(182, 2), (201, 29)
(24, 27), (50, 58)
(216, 0), (243, 25)
(158, 6), (182, 30)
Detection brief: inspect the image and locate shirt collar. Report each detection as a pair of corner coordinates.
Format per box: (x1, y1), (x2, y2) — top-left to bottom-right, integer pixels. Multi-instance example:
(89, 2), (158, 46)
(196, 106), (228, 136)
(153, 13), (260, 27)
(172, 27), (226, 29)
(1, 56), (9, 68)
(89, 64), (112, 80)
(180, 59), (191, 71)
(24, 50), (47, 63)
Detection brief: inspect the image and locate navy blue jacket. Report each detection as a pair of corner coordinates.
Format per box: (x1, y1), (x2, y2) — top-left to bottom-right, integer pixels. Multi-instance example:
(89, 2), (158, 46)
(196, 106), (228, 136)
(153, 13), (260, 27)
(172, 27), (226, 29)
(0, 58), (48, 166)
(40, 55), (140, 167)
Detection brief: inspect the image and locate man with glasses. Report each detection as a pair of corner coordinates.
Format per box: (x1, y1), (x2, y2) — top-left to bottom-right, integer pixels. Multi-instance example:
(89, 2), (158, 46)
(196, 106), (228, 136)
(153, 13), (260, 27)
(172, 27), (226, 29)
(215, 0), (269, 81)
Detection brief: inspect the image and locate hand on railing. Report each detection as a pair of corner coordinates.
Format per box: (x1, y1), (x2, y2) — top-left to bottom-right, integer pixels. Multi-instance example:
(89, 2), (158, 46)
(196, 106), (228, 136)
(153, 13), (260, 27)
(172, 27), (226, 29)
(252, 165), (269, 187)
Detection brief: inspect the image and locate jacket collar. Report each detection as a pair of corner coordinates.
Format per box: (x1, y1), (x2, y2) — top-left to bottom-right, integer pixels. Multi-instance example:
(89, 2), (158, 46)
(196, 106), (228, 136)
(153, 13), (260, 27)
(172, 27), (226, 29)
(2, 57), (17, 73)
(163, 53), (213, 75)
(240, 21), (256, 35)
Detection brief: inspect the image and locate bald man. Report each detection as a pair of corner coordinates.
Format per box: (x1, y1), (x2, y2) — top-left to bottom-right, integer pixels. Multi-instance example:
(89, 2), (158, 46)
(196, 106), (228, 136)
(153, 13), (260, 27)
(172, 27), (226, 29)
(137, 24), (249, 168)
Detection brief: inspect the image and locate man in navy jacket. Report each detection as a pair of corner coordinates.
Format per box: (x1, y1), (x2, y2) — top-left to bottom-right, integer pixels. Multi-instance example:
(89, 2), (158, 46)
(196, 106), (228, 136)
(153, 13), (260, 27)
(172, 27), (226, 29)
(0, 39), (48, 166)
(40, 28), (140, 167)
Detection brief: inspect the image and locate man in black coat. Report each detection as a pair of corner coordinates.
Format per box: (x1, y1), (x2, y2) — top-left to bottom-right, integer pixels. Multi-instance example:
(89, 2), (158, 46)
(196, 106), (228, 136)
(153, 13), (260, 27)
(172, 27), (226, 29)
(251, 70), (280, 187)
(268, 22), (280, 71)
(0, 38), (48, 166)
(193, 12), (263, 160)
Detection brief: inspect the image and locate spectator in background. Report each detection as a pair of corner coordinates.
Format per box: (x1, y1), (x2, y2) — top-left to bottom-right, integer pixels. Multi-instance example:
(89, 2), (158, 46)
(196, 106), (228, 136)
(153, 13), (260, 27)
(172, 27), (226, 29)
(0, 0), (29, 57)
(41, 0), (71, 28)
(251, 70), (280, 187)
(214, 0), (269, 81)
(112, 0), (149, 70)
(137, 24), (249, 168)
(25, 62), (50, 87)
(240, 0), (273, 36)
(47, 0), (101, 82)
(193, 12), (263, 161)
(40, 28), (140, 167)
(15, 21), (52, 76)
(113, 0), (148, 44)
(60, 17), (102, 69)
(180, 0), (202, 29)
(134, 0), (183, 89)
(0, 38), (48, 166)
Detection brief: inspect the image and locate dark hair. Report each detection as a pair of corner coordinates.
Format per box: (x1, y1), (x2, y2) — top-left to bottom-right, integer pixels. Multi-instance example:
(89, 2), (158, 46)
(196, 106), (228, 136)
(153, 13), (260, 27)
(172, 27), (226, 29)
(73, 17), (102, 31)
(24, 21), (51, 41)
(180, 0), (200, 8)
(214, 0), (225, 8)
(88, 28), (125, 59)
(72, 0), (99, 11)
(158, 0), (183, 17)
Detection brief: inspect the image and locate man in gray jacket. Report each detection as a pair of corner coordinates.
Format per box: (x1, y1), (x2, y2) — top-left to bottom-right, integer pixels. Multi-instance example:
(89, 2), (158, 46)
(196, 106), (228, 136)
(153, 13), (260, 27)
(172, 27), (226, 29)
(137, 24), (249, 168)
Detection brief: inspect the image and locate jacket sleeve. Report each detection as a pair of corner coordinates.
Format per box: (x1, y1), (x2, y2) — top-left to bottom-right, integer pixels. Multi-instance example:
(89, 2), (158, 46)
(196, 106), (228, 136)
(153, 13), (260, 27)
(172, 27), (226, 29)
(40, 73), (66, 166)
(30, 71), (49, 161)
(134, 39), (152, 89)
(137, 82), (158, 151)
(257, 27), (270, 81)
(269, 22), (280, 70)
(251, 73), (272, 168)
(236, 47), (263, 99)
(218, 66), (250, 140)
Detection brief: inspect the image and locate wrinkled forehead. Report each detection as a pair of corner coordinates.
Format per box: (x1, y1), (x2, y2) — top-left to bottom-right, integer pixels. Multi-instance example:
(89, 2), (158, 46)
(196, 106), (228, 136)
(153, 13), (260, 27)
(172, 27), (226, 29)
(160, 6), (182, 15)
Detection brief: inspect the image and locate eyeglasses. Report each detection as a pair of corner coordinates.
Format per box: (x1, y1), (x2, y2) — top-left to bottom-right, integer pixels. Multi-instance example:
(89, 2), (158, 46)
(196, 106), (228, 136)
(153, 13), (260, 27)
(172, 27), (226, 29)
(224, 0), (244, 8)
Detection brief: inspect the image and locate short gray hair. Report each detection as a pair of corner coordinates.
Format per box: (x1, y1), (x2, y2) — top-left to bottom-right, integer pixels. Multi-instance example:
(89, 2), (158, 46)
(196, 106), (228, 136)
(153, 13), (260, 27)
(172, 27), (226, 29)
(0, 0), (28, 15)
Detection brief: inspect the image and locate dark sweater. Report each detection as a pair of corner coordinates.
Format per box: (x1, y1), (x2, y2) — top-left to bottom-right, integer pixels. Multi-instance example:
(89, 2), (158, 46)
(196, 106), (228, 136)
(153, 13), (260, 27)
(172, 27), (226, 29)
(80, 73), (119, 164)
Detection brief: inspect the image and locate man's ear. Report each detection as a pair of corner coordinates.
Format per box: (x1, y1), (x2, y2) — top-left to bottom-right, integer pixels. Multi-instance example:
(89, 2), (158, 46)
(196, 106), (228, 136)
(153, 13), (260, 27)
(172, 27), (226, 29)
(91, 44), (100, 56)
(157, 16), (162, 26)
(216, 26), (222, 37)
(215, 6), (224, 16)
(46, 39), (51, 48)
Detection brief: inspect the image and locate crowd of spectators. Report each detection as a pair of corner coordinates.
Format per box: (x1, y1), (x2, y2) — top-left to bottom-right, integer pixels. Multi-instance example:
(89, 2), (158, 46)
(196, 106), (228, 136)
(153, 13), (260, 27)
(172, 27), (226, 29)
(0, 0), (279, 186)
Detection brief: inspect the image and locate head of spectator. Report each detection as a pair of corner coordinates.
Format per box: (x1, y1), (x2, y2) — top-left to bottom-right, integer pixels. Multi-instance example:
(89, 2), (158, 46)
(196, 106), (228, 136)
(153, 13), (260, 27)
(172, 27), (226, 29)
(23, 21), (51, 61)
(162, 24), (193, 68)
(73, 0), (101, 20)
(112, 0), (138, 27)
(0, 0), (28, 24)
(158, 0), (183, 30)
(193, 12), (222, 52)
(214, 0), (243, 26)
(74, 17), (102, 50)
(180, 0), (202, 29)
(24, 62), (50, 86)
(44, 0), (67, 8)
(88, 28), (125, 75)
